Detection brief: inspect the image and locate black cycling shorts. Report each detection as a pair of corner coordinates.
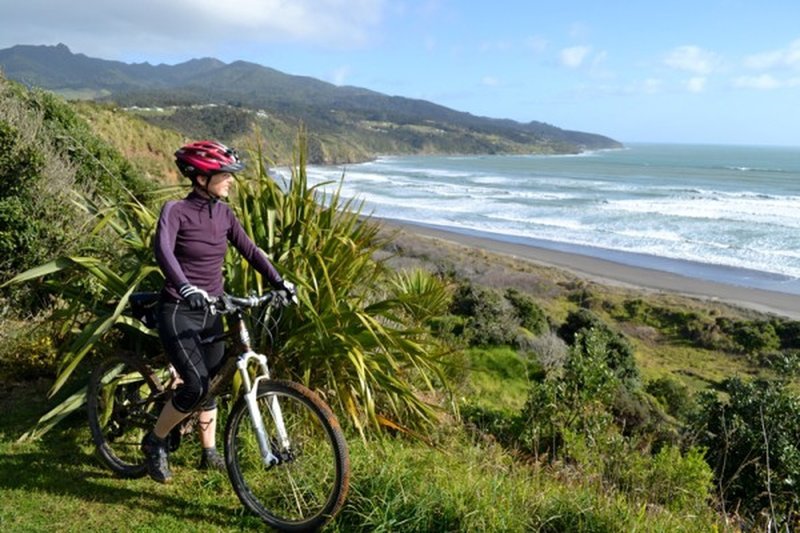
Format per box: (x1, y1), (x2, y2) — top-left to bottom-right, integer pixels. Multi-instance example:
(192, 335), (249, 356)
(157, 301), (225, 413)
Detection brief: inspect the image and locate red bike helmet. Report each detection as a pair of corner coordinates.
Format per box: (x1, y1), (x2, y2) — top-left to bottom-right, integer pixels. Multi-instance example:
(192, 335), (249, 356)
(174, 140), (244, 179)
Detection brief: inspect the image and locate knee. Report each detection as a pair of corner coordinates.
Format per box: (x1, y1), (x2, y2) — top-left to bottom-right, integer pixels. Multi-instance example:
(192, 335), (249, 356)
(173, 378), (210, 413)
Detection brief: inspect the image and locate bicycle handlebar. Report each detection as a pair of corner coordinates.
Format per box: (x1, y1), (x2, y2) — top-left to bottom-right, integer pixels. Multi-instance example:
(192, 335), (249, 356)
(209, 290), (293, 315)
(127, 289), (293, 328)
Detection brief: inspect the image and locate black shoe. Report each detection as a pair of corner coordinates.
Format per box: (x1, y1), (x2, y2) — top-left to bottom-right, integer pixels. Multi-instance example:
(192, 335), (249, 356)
(141, 431), (173, 484)
(198, 447), (226, 472)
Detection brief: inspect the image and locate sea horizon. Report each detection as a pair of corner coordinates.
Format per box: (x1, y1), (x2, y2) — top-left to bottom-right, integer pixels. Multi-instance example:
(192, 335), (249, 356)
(298, 143), (800, 296)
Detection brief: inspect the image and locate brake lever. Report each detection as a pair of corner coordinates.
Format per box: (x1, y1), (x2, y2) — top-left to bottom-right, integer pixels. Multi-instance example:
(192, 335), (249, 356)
(277, 289), (298, 306)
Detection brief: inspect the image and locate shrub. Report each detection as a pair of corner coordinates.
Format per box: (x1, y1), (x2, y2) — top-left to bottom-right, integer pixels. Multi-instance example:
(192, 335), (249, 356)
(690, 377), (800, 527)
(504, 288), (547, 335)
(0, 75), (155, 303)
(557, 309), (639, 387)
(0, 316), (60, 381)
(0, 111), (76, 280)
(450, 281), (518, 346)
(619, 298), (752, 352)
(646, 376), (694, 421)
(428, 314), (468, 346)
(728, 320), (781, 354)
(774, 319), (800, 350)
(610, 386), (677, 445)
(757, 349), (800, 376)
(683, 316), (731, 351)
(518, 328), (621, 458)
(523, 331), (568, 374)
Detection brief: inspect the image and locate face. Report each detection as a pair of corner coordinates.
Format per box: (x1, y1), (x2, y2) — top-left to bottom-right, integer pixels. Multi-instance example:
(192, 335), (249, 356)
(198, 172), (235, 198)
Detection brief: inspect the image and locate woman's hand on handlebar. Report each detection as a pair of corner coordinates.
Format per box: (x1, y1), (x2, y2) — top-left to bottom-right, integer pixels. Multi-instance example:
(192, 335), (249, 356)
(179, 283), (211, 311)
(277, 279), (299, 305)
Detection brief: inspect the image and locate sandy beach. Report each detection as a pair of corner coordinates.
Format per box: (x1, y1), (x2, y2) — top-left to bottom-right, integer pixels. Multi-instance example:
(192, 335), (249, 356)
(379, 218), (800, 320)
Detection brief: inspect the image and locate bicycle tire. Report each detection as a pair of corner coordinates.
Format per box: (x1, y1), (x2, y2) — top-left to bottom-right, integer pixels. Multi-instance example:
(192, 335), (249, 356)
(86, 354), (169, 478)
(225, 379), (350, 531)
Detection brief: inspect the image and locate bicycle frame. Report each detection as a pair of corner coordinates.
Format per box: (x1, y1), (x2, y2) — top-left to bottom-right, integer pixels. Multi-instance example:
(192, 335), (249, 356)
(91, 290), (350, 529)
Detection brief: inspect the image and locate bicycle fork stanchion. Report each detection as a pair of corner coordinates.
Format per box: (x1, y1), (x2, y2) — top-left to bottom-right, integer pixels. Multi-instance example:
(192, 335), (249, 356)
(236, 351), (291, 467)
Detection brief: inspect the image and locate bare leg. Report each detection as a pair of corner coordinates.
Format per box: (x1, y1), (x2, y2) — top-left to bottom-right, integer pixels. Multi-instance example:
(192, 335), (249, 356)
(153, 401), (190, 440)
(198, 408), (217, 449)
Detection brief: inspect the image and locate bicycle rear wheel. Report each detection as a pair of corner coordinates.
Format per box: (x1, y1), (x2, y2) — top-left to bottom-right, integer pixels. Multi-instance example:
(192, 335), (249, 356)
(87, 354), (169, 477)
(225, 380), (350, 531)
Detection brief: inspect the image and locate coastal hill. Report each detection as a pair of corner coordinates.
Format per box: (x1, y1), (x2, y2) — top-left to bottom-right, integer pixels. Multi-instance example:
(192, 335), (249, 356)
(0, 43), (622, 163)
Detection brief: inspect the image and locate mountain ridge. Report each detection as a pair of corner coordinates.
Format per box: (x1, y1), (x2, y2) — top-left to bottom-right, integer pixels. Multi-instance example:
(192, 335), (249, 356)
(0, 44), (623, 163)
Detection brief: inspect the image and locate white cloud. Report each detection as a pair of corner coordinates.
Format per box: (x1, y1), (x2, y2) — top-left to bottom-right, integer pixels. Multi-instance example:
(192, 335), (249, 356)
(733, 74), (800, 90)
(481, 76), (500, 87)
(743, 38), (800, 70)
(734, 74), (781, 90)
(664, 45), (719, 74)
(0, 0), (387, 58)
(588, 50), (614, 79)
(560, 46), (591, 68)
(686, 77), (706, 93)
(568, 22), (590, 40)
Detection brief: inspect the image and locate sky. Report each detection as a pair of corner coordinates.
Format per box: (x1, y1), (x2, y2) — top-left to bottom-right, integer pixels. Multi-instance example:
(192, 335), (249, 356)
(2, 0), (800, 146)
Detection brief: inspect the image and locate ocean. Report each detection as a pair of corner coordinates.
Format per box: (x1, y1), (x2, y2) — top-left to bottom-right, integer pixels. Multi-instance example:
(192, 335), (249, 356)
(300, 144), (800, 295)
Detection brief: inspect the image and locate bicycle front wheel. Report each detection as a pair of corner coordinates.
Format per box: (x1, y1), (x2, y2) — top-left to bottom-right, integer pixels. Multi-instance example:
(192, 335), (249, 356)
(87, 354), (169, 478)
(225, 380), (350, 531)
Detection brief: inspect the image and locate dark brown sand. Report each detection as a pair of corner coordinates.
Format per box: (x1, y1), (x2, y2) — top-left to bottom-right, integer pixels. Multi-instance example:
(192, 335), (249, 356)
(381, 219), (800, 320)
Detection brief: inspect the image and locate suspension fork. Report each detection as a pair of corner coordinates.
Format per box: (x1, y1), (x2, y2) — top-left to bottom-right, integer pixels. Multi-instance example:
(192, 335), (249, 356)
(233, 317), (291, 467)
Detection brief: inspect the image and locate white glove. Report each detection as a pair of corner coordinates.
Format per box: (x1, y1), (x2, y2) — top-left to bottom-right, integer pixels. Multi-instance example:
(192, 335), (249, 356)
(278, 279), (298, 304)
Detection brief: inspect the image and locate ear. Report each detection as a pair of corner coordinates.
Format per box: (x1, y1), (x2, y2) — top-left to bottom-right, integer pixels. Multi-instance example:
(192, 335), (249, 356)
(195, 174), (209, 187)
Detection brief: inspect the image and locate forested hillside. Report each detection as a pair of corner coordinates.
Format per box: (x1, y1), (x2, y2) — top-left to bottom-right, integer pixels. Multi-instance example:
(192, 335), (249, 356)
(0, 43), (623, 164)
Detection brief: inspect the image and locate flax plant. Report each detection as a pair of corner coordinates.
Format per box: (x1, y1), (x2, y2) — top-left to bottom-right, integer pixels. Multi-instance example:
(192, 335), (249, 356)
(228, 135), (451, 434)
(3, 191), (165, 439)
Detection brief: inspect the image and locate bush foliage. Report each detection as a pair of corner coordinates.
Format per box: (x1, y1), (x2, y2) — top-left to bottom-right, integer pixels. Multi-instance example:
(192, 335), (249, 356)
(690, 377), (800, 528)
(0, 75), (154, 290)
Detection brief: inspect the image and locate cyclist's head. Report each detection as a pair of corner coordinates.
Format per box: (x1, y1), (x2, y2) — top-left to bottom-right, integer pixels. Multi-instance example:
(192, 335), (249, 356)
(175, 140), (244, 183)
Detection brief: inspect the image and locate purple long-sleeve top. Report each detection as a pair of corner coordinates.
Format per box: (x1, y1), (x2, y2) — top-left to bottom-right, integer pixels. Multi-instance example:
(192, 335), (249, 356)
(154, 191), (282, 300)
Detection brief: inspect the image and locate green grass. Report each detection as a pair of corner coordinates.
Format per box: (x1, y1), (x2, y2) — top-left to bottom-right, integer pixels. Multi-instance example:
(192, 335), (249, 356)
(0, 377), (723, 532)
(334, 433), (721, 532)
(460, 346), (534, 412)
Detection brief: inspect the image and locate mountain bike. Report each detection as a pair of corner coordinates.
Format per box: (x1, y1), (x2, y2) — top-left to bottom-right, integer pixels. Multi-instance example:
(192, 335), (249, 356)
(86, 290), (350, 531)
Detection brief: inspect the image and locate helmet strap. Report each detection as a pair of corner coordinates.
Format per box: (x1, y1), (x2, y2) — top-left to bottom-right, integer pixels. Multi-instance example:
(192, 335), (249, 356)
(194, 174), (220, 201)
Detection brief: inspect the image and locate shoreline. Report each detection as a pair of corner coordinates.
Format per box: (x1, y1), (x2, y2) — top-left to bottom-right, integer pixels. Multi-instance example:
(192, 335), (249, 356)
(378, 217), (800, 319)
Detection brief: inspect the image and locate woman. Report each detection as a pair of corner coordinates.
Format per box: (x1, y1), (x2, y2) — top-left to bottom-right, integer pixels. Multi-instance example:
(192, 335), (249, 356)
(141, 140), (294, 484)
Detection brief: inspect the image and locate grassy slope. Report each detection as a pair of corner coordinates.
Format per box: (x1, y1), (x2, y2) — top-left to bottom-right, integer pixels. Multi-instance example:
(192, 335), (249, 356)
(0, 380), (720, 532)
(0, 239), (738, 531)
(2, 231), (743, 531)
(71, 101), (186, 184)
